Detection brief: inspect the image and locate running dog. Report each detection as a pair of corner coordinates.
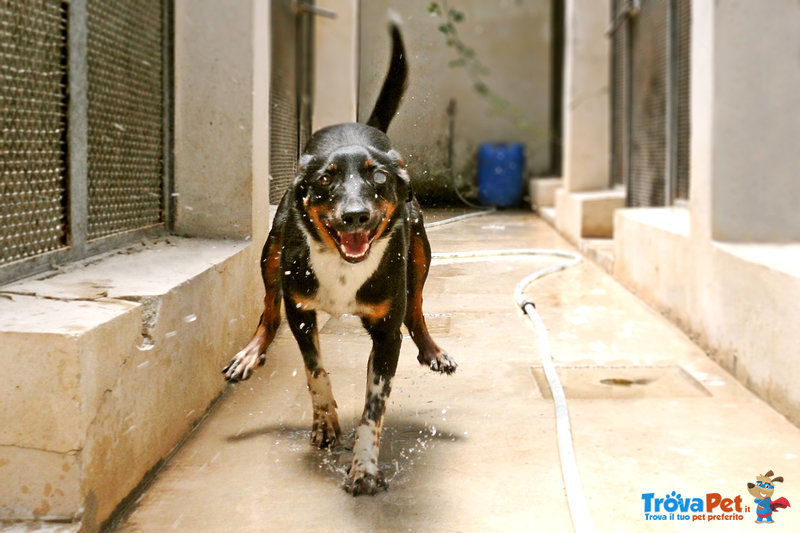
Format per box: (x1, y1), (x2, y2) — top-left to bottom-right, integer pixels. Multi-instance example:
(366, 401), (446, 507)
(222, 21), (455, 496)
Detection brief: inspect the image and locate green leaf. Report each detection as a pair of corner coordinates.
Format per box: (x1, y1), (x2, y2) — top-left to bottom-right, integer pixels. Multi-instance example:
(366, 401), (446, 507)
(514, 117), (530, 130)
(474, 82), (489, 95)
(428, 2), (440, 14)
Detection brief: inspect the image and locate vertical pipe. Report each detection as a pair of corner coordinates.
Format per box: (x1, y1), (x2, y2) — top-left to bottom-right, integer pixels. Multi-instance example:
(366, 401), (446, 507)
(665, 0), (678, 206)
(163, 0), (175, 230)
(623, 2), (633, 207)
(67, 0), (88, 254)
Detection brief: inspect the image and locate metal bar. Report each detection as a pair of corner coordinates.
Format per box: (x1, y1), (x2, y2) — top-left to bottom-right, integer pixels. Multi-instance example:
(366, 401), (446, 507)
(68, 0), (89, 256)
(296, 4), (314, 153)
(606, 0), (640, 37)
(609, 0), (618, 188)
(294, 0), (337, 19)
(624, 1), (634, 207)
(550, 0), (564, 176)
(84, 226), (166, 257)
(163, 0), (175, 230)
(665, 0), (678, 206)
(0, 249), (70, 286)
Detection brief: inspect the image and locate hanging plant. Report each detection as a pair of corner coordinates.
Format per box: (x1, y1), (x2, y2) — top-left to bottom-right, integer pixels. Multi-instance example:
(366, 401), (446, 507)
(428, 1), (529, 130)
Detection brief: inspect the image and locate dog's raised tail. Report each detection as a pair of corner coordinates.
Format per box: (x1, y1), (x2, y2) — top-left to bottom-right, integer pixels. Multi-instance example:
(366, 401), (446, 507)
(366, 17), (408, 133)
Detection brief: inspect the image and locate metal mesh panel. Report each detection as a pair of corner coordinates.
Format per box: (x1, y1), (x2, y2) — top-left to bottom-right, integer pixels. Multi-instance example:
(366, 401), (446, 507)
(86, 0), (164, 240)
(609, 0), (628, 187)
(269, 0), (298, 204)
(0, 0), (68, 266)
(629, 0), (668, 207)
(675, 0), (691, 200)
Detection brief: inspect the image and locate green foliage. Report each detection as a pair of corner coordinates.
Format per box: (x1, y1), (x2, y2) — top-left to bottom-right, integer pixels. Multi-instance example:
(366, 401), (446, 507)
(428, 1), (529, 130)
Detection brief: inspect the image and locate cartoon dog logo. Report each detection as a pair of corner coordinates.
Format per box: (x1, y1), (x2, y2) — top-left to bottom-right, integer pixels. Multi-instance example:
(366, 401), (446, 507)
(747, 470), (791, 524)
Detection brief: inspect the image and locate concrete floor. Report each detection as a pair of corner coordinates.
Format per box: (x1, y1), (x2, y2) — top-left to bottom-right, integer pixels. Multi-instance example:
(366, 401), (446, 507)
(110, 211), (800, 532)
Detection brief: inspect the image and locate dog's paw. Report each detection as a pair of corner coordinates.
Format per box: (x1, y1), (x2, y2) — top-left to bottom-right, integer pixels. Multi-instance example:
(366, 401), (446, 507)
(222, 345), (265, 382)
(418, 349), (458, 375)
(343, 467), (387, 496)
(310, 409), (341, 448)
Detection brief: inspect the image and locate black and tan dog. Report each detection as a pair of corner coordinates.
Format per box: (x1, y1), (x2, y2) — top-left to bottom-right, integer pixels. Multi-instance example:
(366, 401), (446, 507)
(222, 22), (455, 495)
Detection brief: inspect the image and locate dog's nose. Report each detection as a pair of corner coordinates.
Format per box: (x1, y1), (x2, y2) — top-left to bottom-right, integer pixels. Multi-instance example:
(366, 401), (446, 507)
(341, 209), (371, 228)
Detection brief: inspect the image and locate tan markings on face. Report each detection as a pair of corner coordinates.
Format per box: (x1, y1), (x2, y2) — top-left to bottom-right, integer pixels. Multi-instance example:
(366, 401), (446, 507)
(364, 159), (374, 168)
(371, 200), (397, 242)
(305, 204), (339, 253)
(327, 162), (337, 172)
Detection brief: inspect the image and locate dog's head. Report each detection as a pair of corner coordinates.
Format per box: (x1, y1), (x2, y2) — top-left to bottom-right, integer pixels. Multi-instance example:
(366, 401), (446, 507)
(747, 470), (783, 499)
(293, 125), (411, 263)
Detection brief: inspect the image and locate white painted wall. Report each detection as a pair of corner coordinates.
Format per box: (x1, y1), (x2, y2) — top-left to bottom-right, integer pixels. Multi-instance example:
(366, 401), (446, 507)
(313, 0), (359, 129)
(562, 0), (610, 193)
(709, 0), (800, 242)
(359, 0), (553, 201)
(614, 0), (800, 426)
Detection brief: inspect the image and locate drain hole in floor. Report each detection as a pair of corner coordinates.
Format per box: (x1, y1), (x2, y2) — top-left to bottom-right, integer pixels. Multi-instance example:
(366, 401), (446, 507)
(530, 365), (710, 399)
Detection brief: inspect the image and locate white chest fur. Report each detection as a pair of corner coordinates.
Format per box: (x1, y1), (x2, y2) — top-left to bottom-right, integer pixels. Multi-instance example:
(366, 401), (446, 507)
(303, 228), (391, 317)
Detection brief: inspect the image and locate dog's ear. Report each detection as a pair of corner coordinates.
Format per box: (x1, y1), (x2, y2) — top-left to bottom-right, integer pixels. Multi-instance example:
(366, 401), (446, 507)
(387, 149), (413, 202)
(772, 476), (784, 483)
(293, 153), (320, 203)
(747, 483), (755, 489)
(294, 154), (317, 185)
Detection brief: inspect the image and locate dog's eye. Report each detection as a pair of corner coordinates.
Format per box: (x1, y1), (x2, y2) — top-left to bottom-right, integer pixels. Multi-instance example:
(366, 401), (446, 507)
(317, 174), (332, 186)
(373, 170), (388, 185)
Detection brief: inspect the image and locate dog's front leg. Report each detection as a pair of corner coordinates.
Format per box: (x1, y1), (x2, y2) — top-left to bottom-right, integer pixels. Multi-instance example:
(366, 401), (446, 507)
(345, 322), (401, 496)
(285, 296), (341, 448)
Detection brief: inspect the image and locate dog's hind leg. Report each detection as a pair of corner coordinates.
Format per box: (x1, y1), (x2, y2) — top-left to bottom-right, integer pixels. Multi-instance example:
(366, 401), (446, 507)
(285, 296), (341, 448)
(222, 232), (283, 382)
(404, 209), (457, 374)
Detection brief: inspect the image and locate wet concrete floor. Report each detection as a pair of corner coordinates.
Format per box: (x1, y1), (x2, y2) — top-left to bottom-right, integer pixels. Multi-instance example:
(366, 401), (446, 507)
(113, 211), (800, 532)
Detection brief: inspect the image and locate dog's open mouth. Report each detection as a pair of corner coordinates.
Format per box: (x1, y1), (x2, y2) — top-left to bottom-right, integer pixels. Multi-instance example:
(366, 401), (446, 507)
(323, 223), (377, 263)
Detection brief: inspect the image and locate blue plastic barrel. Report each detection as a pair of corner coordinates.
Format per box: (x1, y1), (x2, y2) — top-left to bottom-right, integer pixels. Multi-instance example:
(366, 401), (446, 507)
(477, 143), (525, 207)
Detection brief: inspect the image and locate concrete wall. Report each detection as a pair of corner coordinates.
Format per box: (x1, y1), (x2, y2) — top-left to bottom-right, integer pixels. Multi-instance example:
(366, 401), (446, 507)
(0, 1), (271, 529)
(561, 0), (610, 194)
(359, 0), (553, 202)
(612, 0), (800, 425)
(553, 0), (623, 242)
(709, 0), (800, 242)
(313, 0), (358, 129)
(173, 0), (266, 239)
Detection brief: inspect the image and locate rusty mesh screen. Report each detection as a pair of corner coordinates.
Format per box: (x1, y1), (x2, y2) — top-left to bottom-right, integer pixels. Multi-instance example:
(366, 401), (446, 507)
(675, 0), (691, 200)
(269, 0), (298, 204)
(86, 0), (164, 240)
(609, 0), (628, 187)
(0, 0), (69, 266)
(628, 0), (668, 207)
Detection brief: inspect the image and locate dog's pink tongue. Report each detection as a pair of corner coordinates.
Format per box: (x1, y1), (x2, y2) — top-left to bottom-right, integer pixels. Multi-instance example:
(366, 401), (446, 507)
(340, 231), (370, 257)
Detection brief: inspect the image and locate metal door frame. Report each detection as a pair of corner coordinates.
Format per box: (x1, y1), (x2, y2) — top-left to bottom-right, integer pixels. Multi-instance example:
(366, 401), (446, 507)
(1, 0), (174, 285)
(608, 0), (690, 207)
